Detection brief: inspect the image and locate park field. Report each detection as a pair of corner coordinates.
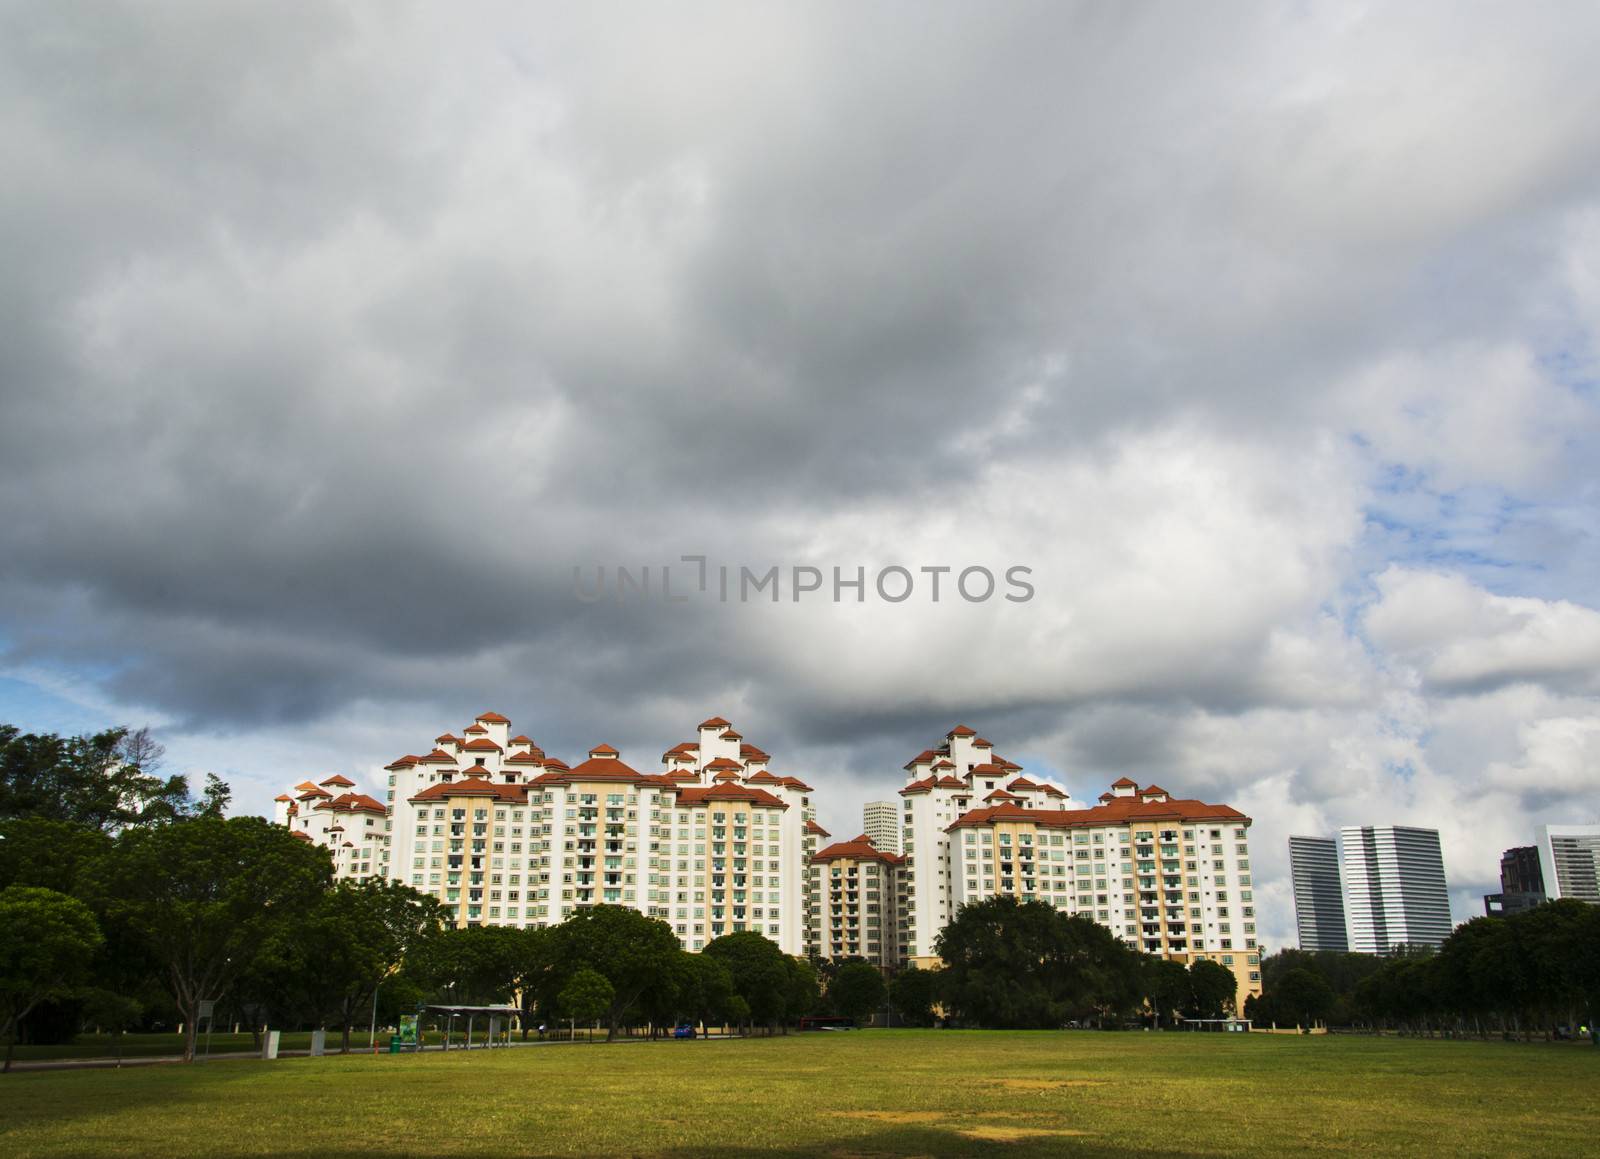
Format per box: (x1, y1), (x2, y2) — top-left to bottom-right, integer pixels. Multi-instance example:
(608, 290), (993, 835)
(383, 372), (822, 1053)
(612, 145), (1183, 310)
(1, 1030), (1594, 1157)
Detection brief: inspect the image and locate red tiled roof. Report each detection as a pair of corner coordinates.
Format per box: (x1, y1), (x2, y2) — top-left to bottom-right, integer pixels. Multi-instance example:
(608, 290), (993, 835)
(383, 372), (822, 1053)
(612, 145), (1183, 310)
(274, 793), (292, 802)
(713, 768), (742, 782)
(1111, 777), (1138, 788)
(740, 743), (770, 760)
(903, 750), (938, 769)
(544, 758), (569, 771)
(805, 819), (831, 837)
(934, 776), (966, 789)
(1007, 777), (1040, 791)
(948, 797), (1249, 832)
(588, 743), (620, 757)
(320, 774), (356, 787)
(409, 777), (528, 803)
(548, 755), (644, 781)
(291, 830), (313, 842)
(435, 733), (459, 744)
(674, 785), (789, 809)
(463, 725), (489, 736)
(972, 737), (993, 748)
(319, 792), (387, 815)
(699, 715), (733, 729)
(1039, 784), (1067, 798)
(778, 776), (813, 791)
(932, 759), (955, 770)
(984, 789), (1020, 802)
(385, 755), (420, 770)
(419, 750), (457, 765)
(1141, 785), (1169, 798)
(746, 770), (782, 784)
(720, 730), (743, 741)
(463, 738), (502, 752)
(948, 725), (976, 737)
(812, 838), (902, 866)
(510, 735), (534, 745)
(505, 751), (546, 764)
(705, 757), (743, 771)
(475, 711), (511, 724)
(900, 777), (934, 796)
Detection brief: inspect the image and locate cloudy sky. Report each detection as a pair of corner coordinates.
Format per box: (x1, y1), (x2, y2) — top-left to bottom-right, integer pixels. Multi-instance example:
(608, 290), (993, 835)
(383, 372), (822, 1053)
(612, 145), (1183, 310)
(5, 2), (1600, 948)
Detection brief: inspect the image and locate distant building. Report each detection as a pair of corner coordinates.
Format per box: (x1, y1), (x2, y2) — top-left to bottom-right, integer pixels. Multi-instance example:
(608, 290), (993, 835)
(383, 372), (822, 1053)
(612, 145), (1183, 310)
(809, 834), (903, 966)
(1340, 826), (1452, 953)
(1483, 845), (1545, 917)
(274, 711), (816, 955)
(862, 800), (900, 854)
(1537, 825), (1600, 905)
(1289, 836), (1348, 951)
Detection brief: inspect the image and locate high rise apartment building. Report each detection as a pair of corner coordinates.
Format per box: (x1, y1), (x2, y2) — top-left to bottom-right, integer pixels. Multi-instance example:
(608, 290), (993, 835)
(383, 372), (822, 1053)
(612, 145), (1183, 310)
(862, 801), (900, 854)
(1288, 835), (1349, 951)
(1340, 825), (1451, 953)
(809, 833), (903, 967)
(894, 726), (1262, 1000)
(275, 712), (815, 955)
(1537, 824), (1600, 905)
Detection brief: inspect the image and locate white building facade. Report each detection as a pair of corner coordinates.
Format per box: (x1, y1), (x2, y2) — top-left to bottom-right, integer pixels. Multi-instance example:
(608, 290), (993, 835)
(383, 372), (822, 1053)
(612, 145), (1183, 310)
(899, 726), (1262, 1000)
(1339, 825), (1452, 953)
(274, 712), (815, 955)
(1536, 824), (1600, 905)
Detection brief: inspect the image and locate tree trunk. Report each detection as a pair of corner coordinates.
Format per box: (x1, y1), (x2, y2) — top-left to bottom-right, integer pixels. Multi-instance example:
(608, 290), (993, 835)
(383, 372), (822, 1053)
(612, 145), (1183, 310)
(182, 1004), (198, 1063)
(341, 1020), (352, 1054)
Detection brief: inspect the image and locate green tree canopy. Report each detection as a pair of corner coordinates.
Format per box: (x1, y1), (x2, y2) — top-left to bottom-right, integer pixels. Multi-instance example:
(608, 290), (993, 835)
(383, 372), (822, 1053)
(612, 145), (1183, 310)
(0, 725), (193, 832)
(0, 885), (103, 1071)
(936, 896), (1141, 1028)
(703, 931), (792, 1032)
(889, 965), (940, 1027)
(81, 815), (332, 1061)
(1187, 959), (1238, 1020)
(557, 967), (615, 1034)
(829, 962), (887, 1026)
(538, 906), (682, 1039)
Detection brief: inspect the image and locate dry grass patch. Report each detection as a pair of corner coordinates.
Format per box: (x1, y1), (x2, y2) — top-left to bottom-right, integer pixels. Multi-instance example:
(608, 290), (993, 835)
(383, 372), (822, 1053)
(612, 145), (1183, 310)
(988, 1077), (1107, 1090)
(826, 1110), (947, 1124)
(959, 1125), (1093, 1142)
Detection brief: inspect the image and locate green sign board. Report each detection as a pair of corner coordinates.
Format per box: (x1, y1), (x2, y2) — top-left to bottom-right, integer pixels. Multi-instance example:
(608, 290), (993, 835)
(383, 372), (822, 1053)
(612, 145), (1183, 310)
(398, 1014), (419, 1046)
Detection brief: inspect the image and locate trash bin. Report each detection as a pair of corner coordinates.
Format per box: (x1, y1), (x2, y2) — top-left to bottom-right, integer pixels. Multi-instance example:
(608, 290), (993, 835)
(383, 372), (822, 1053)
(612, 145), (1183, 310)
(388, 1035), (401, 1054)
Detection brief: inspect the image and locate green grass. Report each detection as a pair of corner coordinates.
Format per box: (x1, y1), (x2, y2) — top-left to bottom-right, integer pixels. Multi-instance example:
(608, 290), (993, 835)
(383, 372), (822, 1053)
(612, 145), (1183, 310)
(1, 1031), (1594, 1157)
(10, 1030), (386, 1061)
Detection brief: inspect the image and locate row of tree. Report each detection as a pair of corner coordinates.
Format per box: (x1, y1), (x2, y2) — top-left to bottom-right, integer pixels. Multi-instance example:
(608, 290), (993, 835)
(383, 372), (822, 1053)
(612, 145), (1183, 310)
(932, 895), (1238, 1029)
(1247, 901), (1600, 1037)
(0, 725), (910, 1066)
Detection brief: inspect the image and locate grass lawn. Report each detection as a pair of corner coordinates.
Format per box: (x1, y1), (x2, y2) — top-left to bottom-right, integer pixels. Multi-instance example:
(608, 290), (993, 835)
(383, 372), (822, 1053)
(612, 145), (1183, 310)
(1, 1030), (1593, 1157)
(10, 1030), (385, 1061)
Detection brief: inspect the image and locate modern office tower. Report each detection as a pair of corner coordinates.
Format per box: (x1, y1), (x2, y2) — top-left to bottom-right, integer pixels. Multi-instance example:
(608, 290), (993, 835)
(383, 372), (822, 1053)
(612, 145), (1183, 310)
(1339, 825), (1452, 953)
(275, 712), (815, 955)
(900, 726), (1262, 1000)
(1536, 825), (1600, 905)
(1483, 845), (1546, 916)
(809, 834), (903, 966)
(1289, 836), (1349, 951)
(862, 800), (900, 854)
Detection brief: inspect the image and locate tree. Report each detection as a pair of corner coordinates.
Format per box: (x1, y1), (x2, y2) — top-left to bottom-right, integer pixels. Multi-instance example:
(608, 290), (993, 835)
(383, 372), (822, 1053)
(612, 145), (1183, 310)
(785, 957), (820, 1029)
(830, 962), (888, 1026)
(81, 815), (331, 1061)
(291, 879), (448, 1052)
(1143, 958), (1191, 1028)
(557, 968), (614, 1041)
(936, 896), (1141, 1028)
(677, 952), (738, 1036)
(0, 817), (110, 893)
(0, 725), (191, 832)
(0, 886), (103, 1071)
(1187, 959), (1237, 1020)
(703, 931), (792, 1033)
(194, 773), (232, 819)
(538, 906), (682, 1040)
(1272, 968), (1336, 1028)
(889, 965), (940, 1027)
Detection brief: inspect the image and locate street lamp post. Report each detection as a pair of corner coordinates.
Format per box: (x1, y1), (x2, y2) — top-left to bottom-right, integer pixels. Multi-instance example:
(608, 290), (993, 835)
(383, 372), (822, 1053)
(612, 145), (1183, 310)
(369, 981), (381, 1052)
